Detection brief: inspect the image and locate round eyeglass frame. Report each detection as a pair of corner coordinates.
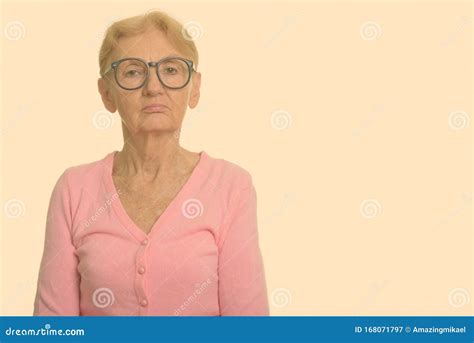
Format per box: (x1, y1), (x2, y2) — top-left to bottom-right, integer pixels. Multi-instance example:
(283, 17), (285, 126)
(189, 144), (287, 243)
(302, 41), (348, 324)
(103, 56), (196, 91)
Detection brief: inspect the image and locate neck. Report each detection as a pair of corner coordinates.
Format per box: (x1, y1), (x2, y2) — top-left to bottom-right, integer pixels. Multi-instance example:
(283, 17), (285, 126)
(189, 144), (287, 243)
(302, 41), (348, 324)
(115, 131), (185, 182)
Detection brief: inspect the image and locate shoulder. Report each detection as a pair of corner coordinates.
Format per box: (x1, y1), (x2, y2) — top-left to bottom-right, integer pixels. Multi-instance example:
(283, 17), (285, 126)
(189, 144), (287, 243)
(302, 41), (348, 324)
(59, 152), (111, 189)
(204, 152), (254, 191)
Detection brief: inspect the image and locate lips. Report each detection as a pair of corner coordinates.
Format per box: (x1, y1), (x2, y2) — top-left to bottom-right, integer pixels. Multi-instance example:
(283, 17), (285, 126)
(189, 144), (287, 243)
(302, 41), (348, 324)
(142, 104), (168, 113)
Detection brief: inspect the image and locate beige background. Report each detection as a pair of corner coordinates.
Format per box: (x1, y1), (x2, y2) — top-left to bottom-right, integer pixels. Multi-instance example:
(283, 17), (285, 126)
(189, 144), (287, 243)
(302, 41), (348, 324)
(1, 0), (472, 316)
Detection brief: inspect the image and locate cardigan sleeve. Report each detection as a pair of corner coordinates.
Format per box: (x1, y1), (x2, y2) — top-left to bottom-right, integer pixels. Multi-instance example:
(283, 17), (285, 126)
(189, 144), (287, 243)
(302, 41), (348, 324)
(33, 169), (81, 316)
(217, 178), (269, 316)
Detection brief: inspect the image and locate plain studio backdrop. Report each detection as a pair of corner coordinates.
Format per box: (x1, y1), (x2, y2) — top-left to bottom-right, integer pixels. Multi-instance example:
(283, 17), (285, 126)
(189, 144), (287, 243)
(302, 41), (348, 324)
(1, 0), (472, 316)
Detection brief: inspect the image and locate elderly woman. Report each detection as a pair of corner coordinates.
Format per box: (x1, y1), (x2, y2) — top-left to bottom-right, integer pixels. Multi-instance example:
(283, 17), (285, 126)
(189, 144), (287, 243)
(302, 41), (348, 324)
(33, 10), (269, 316)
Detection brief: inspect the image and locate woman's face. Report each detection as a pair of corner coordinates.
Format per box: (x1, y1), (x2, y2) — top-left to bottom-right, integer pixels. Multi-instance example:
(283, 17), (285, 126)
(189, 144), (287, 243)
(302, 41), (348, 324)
(98, 27), (201, 136)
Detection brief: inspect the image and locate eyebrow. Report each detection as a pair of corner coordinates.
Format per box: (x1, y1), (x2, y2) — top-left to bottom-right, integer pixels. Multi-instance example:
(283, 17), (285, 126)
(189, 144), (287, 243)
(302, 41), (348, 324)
(117, 54), (183, 61)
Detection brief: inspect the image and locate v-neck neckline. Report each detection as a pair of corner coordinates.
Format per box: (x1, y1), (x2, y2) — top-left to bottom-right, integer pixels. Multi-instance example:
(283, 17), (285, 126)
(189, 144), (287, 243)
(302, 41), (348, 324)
(102, 149), (208, 243)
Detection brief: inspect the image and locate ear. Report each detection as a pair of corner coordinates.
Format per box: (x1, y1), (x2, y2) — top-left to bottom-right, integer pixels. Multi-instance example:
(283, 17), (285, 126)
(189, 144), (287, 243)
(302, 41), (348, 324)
(98, 77), (117, 113)
(188, 71), (201, 109)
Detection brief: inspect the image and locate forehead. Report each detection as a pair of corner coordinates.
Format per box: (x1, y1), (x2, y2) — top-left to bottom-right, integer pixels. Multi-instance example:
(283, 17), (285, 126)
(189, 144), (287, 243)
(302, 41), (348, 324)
(114, 27), (182, 61)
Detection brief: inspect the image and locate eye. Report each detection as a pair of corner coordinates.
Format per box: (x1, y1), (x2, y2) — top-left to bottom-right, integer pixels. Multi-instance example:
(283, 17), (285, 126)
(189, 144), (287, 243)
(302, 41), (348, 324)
(125, 70), (143, 77)
(164, 67), (177, 74)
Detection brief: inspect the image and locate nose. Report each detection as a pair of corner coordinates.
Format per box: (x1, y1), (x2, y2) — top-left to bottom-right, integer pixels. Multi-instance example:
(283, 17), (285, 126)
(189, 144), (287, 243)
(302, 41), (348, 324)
(142, 65), (165, 95)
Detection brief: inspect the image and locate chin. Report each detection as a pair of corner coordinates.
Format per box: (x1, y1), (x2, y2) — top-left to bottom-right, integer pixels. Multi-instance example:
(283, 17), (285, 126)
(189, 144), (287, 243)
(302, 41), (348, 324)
(134, 111), (176, 131)
(140, 120), (174, 132)
(142, 112), (169, 122)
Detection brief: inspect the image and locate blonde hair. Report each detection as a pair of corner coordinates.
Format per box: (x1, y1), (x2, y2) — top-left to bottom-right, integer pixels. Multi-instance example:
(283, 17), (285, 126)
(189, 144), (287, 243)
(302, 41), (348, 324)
(98, 10), (199, 78)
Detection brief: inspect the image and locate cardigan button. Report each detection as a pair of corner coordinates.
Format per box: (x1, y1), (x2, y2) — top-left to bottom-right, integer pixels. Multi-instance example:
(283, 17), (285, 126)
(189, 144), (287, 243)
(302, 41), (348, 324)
(138, 266), (146, 274)
(140, 298), (148, 307)
(141, 239), (149, 246)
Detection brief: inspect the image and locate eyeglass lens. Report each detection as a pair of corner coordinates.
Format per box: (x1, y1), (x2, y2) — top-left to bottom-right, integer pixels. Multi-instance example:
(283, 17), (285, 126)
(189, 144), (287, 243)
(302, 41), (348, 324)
(116, 58), (190, 89)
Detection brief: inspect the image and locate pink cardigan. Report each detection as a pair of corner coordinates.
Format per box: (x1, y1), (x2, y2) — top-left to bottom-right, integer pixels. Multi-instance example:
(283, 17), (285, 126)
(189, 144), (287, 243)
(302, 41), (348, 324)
(33, 151), (269, 316)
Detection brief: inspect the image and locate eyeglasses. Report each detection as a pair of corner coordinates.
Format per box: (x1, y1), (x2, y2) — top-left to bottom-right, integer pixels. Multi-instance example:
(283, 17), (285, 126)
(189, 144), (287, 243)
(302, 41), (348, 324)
(103, 56), (196, 90)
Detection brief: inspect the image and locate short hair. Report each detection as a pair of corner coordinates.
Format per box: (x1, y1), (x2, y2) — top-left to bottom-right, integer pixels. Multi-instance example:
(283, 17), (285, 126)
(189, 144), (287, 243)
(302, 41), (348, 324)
(98, 10), (199, 78)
